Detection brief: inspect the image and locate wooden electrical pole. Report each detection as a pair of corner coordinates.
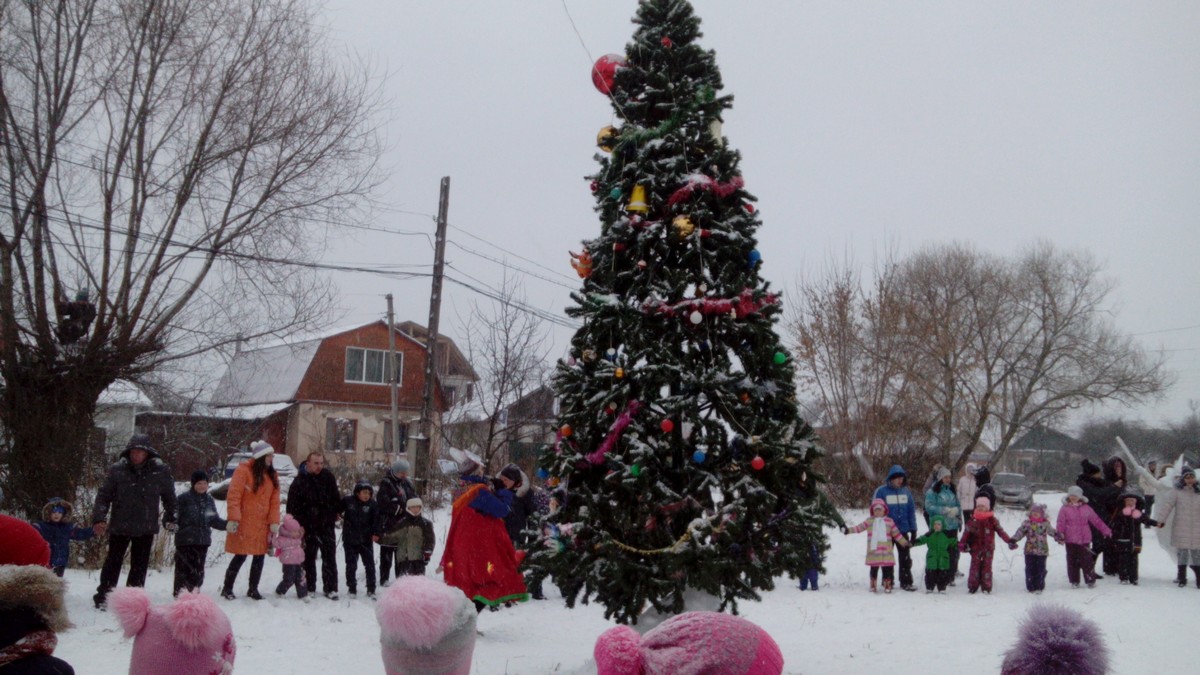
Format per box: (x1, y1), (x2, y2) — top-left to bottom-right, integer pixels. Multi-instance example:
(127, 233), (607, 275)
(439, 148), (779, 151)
(416, 177), (450, 493)
(386, 293), (401, 461)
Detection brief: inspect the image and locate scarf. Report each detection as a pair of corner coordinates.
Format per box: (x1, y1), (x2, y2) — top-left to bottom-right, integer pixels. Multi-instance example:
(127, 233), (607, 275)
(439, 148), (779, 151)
(871, 516), (889, 549)
(1030, 513), (1045, 523)
(1122, 506), (1142, 519)
(0, 629), (57, 667)
(973, 509), (992, 520)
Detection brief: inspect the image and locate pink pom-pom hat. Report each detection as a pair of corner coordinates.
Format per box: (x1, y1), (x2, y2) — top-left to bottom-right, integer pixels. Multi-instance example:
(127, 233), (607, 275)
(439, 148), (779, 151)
(110, 588), (236, 674)
(376, 575), (476, 675)
(594, 611), (784, 675)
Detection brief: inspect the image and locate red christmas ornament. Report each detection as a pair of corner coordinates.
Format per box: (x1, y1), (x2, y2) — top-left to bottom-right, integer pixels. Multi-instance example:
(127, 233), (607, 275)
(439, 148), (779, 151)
(591, 54), (626, 95)
(751, 456), (765, 471)
(560, 424), (573, 438)
(744, 203), (756, 213)
(613, 242), (626, 252)
(590, 181), (599, 193)
(699, 229), (711, 238)
(661, 36), (673, 48)
(660, 419), (675, 433)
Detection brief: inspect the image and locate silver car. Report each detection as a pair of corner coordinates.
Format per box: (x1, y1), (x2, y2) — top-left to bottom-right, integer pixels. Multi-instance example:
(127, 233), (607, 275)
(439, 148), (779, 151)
(991, 472), (1033, 509)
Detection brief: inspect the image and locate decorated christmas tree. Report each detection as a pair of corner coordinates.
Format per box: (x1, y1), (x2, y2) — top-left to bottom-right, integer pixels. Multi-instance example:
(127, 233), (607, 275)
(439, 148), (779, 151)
(533, 0), (835, 624)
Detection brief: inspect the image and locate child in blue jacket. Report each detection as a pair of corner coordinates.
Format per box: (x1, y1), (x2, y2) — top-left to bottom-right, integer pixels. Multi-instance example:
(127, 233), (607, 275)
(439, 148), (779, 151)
(33, 497), (95, 577)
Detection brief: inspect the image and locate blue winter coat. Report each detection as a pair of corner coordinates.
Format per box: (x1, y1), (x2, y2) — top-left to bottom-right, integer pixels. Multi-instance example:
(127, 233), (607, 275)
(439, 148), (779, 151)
(924, 482), (962, 532)
(874, 465), (918, 533)
(33, 520), (94, 569)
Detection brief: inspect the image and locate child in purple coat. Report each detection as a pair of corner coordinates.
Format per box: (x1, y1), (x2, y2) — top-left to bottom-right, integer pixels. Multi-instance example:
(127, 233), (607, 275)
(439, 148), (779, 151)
(1010, 503), (1065, 594)
(1056, 485), (1112, 588)
(273, 513), (308, 599)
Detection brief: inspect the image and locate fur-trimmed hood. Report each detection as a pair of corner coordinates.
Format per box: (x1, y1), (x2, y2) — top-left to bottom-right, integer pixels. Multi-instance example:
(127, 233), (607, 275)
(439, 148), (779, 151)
(0, 565), (71, 633)
(41, 497), (75, 522)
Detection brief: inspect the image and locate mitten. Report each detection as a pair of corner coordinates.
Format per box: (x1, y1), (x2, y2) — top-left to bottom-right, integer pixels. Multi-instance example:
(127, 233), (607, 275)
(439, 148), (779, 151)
(840, 525), (849, 535)
(164, 522), (178, 533)
(946, 507), (958, 517)
(1134, 546), (1142, 553)
(1008, 541), (1018, 550)
(269, 523), (280, 534)
(227, 521), (239, 534)
(958, 541), (969, 553)
(423, 551), (432, 562)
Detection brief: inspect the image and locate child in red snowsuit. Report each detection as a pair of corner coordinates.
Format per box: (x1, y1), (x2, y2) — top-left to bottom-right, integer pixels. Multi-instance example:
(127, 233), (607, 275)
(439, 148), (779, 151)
(959, 496), (1017, 593)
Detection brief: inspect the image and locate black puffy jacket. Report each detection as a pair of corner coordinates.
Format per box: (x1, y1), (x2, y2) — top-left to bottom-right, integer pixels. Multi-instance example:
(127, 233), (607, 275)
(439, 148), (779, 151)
(90, 448), (177, 536)
(285, 464), (343, 531)
(174, 489), (227, 547)
(376, 473), (417, 535)
(341, 488), (379, 546)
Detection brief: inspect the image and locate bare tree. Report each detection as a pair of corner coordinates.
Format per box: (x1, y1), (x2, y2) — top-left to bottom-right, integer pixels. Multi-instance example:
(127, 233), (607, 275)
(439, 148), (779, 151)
(0, 0), (382, 515)
(444, 275), (551, 471)
(790, 242), (1170, 483)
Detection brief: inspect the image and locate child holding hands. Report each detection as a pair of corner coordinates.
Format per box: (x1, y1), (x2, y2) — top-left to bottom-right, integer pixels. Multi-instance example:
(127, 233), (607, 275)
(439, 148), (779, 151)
(1110, 488), (1157, 585)
(959, 496), (1018, 594)
(1010, 503), (1064, 594)
(845, 498), (911, 593)
(1056, 485), (1112, 588)
(911, 515), (956, 593)
(273, 513), (308, 600)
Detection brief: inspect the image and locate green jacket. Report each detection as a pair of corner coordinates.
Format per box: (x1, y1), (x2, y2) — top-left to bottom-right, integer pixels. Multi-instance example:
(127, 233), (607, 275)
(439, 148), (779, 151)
(912, 529), (956, 570)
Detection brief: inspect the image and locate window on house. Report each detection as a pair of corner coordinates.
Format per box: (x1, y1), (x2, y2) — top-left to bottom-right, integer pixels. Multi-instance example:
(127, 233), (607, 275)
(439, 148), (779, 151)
(325, 418), (357, 453)
(383, 420), (408, 455)
(345, 347), (402, 385)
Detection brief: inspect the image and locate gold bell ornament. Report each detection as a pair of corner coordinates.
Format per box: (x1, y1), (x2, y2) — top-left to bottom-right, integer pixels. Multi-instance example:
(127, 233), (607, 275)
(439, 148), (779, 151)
(626, 184), (650, 213)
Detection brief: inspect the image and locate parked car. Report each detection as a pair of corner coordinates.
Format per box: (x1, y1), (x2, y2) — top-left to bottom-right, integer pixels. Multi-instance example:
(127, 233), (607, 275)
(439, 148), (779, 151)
(210, 451), (298, 502)
(991, 472), (1033, 509)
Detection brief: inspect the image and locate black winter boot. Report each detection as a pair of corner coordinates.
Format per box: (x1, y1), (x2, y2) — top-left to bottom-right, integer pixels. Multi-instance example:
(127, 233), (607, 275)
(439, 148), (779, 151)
(1177, 565), (1188, 587)
(221, 567), (238, 599)
(1192, 566), (1200, 588)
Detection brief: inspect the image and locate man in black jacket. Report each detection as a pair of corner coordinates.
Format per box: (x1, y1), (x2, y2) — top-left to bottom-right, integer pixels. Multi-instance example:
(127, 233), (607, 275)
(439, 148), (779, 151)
(375, 459), (417, 586)
(286, 452), (344, 599)
(91, 434), (178, 609)
(1077, 458), (1120, 578)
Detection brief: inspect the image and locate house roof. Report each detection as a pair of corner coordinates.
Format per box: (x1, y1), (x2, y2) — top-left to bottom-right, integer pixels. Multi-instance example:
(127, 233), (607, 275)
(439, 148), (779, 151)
(210, 338), (322, 406)
(394, 320), (478, 382)
(97, 380), (153, 408)
(1010, 425), (1087, 454)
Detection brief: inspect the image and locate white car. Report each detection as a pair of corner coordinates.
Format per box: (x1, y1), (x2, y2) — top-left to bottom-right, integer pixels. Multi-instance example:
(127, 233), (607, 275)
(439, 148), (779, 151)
(210, 451), (298, 502)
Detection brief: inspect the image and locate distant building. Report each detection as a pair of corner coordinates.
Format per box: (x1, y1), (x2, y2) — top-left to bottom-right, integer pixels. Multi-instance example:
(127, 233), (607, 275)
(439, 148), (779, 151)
(1006, 425), (1089, 487)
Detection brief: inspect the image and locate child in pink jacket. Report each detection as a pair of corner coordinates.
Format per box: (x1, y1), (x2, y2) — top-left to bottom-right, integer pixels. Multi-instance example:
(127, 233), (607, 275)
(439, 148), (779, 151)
(1056, 485), (1112, 588)
(845, 498), (911, 593)
(273, 513), (308, 599)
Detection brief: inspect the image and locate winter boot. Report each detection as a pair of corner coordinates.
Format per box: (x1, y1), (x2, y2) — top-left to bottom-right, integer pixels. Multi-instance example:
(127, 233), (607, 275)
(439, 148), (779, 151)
(883, 579), (893, 593)
(869, 579), (877, 593)
(1192, 566), (1200, 588)
(246, 588), (263, 601)
(1177, 565), (1188, 587)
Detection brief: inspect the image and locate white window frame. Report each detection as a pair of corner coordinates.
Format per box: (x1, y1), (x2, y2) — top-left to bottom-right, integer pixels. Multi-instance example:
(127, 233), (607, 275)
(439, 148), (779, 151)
(344, 347), (403, 385)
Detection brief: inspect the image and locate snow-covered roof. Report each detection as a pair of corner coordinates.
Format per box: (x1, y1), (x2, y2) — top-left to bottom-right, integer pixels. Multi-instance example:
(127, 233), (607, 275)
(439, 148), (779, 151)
(209, 339), (322, 407)
(97, 380), (153, 408)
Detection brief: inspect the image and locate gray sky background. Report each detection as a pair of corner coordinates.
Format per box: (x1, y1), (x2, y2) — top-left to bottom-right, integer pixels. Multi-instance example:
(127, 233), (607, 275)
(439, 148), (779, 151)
(315, 1), (1199, 427)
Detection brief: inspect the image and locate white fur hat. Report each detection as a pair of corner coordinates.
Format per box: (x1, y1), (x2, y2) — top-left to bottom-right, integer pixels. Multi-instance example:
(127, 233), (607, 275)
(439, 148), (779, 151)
(376, 575), (476, 675)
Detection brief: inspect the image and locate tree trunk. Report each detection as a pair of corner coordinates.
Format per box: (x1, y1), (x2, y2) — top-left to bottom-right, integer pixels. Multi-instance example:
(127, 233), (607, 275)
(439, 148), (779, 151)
(1, 359), (111, 519)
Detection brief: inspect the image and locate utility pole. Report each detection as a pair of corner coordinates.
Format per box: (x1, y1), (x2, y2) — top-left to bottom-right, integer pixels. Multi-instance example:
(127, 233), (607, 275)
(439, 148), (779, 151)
(386, 294), (401, 461)
(417, 176), (449, 493)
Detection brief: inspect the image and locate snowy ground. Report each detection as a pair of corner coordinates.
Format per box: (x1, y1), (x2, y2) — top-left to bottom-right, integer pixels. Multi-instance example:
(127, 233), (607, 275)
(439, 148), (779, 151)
(53, 492), (1186, 674)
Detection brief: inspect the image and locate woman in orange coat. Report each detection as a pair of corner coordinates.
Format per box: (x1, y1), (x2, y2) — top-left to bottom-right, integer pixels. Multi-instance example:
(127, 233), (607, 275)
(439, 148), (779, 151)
(439, 471), (528, 612)
(220, 441), (280, 600)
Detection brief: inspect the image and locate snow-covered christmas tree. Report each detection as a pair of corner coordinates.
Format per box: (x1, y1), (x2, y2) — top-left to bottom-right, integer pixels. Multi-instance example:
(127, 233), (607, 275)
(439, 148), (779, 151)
(533, 0), (835, 624)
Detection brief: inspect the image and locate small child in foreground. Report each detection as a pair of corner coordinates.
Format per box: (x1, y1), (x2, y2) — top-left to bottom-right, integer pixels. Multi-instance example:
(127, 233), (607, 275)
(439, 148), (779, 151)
(273, 513), (308, 600)
(911, 515), (955, 593)
(845, 498), (911, 593)
(1009, 503), (1064, 594)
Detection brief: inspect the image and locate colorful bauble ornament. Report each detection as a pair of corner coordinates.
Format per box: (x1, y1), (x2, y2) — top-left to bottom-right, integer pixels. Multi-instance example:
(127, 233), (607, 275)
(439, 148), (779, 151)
(689, 310), (703, 325)
(630, 463), (642, 477)
(751, 456), (765, 471)
(605, 347), (617, 360)
(582, 349), (597, 362)
(597, 125), (617, 152)
(614, 367), (625, 379)
(590, 181), (599, 193)
(609, 187), (622, 200)
(591, 54), (626, 95)
(692, 450), (706, 463)
(743, 202), (756, 213)
(672, 215), (695, 238)
(773, 351), (787, 364)
(560, 424), (573, 437)
(740, 392), (750, 403)
(637, 259), (648, 269)
(536, 467), (550, 480)
(626, 184), (649, 213)
(613, 242), (626, 252)
(661, 36), (673, 48)
(748, 249), (762, 265)
(660, 419), (675, 433)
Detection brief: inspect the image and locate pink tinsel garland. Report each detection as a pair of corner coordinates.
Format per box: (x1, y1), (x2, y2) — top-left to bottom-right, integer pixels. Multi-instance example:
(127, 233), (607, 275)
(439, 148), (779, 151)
(586, 400), (643, 465)
(667, 175), (745, 206)
(643, 288), (778, 321)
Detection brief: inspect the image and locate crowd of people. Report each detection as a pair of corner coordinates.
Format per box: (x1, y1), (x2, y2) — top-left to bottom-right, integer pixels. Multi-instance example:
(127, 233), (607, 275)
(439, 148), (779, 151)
(829, 455), (1200, 597)
(3, 430), (1197, 673)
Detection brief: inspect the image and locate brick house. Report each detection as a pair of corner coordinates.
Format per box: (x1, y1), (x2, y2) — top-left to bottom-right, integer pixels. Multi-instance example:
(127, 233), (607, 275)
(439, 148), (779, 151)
(209, 321), (476, 469)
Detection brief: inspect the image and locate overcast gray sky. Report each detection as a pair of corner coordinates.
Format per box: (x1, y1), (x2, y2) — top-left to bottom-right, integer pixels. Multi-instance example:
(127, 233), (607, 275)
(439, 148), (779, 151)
(316, 1), (1199, 426)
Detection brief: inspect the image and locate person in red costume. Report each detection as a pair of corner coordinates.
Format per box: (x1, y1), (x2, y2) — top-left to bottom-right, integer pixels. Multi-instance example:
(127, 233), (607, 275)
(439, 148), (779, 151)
(438, 462), (528, 613)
